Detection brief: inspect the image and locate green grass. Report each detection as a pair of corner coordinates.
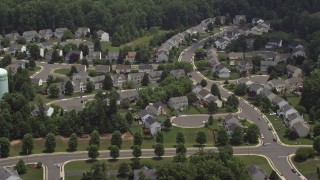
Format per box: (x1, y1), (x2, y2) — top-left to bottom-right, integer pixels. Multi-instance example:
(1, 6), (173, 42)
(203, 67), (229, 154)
(287, 96), (300, 107)
(237, 155), (273, 175)
(20, 164), (43, 180)
(53, 68), (70, 76)
(292, 156), (320, 180)
(183, 106), (201, 114)
(101, 42), (120, 52)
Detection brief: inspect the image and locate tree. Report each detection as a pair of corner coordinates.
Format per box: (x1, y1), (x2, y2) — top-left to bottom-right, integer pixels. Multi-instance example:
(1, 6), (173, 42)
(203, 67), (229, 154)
(109, 145), (119, 159)
(231, 127), (244, 145)
(68, 133), (78, 151)
(269, 170), (279, 180)
(79, 44), (89, 56)
(51, 49), (60, 63)
(111, 130), (122, 148)
(246, 124), (260, 144)
(103, 74), (113, 90)
(176, 143), (186, 154)
(0, 137), (10, 158)
(176, 132), (185, 144)
(295, 147), (314, 161)
(89, 130), (100, 148)
(133, 132), (142, 146)
(154, 143), (164, 158)
(217, 129), (229, 146)
(45, 133), (56, 152)
(155, 132), (164, 144)
(27, 44), (40, 60)
(64, 80), (74, 95)
(194, 48), (206, 60)
(314, 136), (320, 153)
(94, 40), (102, 51)
(132, 145), (141, 158)
(195, 131), (207, 146)
(88, 145), (99, 159)
(234, 83), (247, 96)
(62, 29), (74, 41)
(208, 101), (218, 113)
(200, 79), (207, 87)
(82, 162), (107, 180)
(226, 95), (239, 110)
(14, 159), (26, 175)
(141, 73), (150, 86)
(28, 59), (36, 70)
(69, 66), (78, 76)
(211, 84), (221, 99)
(21, 133), (33, 155)
(118, 162), (130, 177)
(125, 112), (133, 126)
(208, 115), (214, 125)
(207, 22), (214, 31)
(173, 153), (187, 162)
(268, 70), (278, 81)
(85, 81), (95, 93)
(163, 118), (172, 130)
(313, 123), (320, 137)
(48, 84), (60, 98)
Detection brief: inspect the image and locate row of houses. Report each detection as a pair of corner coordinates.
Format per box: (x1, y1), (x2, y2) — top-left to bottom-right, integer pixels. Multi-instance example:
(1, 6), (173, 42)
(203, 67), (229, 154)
(205, 47), (231, 78)
(2, 27), (109, 43)
(156, 18), (214, 62)
(241, 80), (310, 137)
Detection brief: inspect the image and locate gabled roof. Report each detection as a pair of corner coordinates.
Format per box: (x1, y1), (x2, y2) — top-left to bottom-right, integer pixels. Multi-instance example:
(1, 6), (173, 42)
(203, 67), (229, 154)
(268, 79), (285, 86)
(96, 30), (108, 36)
(115, 64), (131, 70)
(286, 64), (300, 72)
(95, 65), (110, 73)
(248, 164), (266, 180)
(139, 109), (153, 118)
(139, 64), (153, 70)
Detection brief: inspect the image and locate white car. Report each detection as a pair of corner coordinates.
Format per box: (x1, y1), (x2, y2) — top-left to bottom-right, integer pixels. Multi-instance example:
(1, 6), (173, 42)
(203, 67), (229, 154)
(270, 112), (276, 115)
(261, 134), (264, 139)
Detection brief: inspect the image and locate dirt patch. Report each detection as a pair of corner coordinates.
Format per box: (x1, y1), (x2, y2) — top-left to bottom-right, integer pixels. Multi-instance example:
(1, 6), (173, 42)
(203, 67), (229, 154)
(10, 140), (21, 146)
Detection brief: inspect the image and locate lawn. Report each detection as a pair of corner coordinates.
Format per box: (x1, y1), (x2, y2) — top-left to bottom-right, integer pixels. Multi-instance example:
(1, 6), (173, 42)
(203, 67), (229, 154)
(237, 155), (273, 175)
(101, 42), (120, 52)
(53, 68), (70, 76)
(292, 156), (320, 180)
(20, 164), (43, 180)
(287, 96), (300, 106)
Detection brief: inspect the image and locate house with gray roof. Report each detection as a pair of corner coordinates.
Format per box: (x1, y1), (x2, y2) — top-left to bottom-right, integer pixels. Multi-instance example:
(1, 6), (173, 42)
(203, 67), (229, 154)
(146, 102), (165, 115)
(89, 75), (105, 90)
(274, 53), (292, 63)
(237, 60), (253, 72)
(286, 64), (302, 78)
(168, 96), (188, 110)
(260, 89), (277, 101)
(111, 74), (126, 88)
(96, 30), (109, 42)
(214, 64), (230, 78)
(148, 71), (162, 83)
(139, 109), (154, 123)
(277, 104), (298, 118)
(119, 90), (139, 104)
(75, 27), (90, 37)
(54, 28), (68, 39)
(237, 77), (254, 87)
(86, 51), (101, 61)
(138, 64), (153, 73)
(284, 112), (304, 128)
(292, 47), (306, 57)
(285, 77), (303, 92)
(0, 167), (22, 180)
(94, 65), (110, 73)
(107, 52), (119, 61)
(5, 33), (20, 44)
(144, 116), (161, 135)
(22, 30), (38, 42)
(128, 72), (145, 85)
(271, 96), (288, 109)
(233, 15), (246, 25)
(265, 38), (282, 49)
(267, 79), (286, 92)
(81, 41), (94, 52)
(224, 114), (244, 136)
(292, 122), (310, 137)
(248, 84), (264, 96)
(260, 61), (277, 72)
(156, 48), (170, 62)
(134, 167), (157, 180)
(115, 64), (131, 74)
(65, 50), (83, 63)
(38, 29), (53, 40)
(170, 69), (185, 78)
(248, 164), (266, 180)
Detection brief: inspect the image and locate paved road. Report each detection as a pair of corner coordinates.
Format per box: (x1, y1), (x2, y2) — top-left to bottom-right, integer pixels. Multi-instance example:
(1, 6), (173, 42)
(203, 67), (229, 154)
(179, 31), (302, 180)
(33, 62), (73, 81)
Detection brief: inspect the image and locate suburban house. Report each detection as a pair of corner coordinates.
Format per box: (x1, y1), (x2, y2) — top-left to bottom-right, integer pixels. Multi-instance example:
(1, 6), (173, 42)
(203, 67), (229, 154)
(292, 47), (306, 57)
(267, 79), (286, 92)
(139, 109), (154, 123)
(252, 18), (264, 25)
(214, 64), (230, 78)
(265, 38), (282, 49)
(95, 65), (110, 73)
(237, 60), (253, 72)
(39, 41), (54, 57)
(287, 41), (305, 57)
(285, 78), (303, 92)
(0, 167), (22, 180)
(38, 29), (53, 40)
(22, 30), (38, 42)
(277, 104), (298, 118)
(237, 78), (254, 87)
(260, 61), (277, 72)
(248, 164), (267, 180)
(119, 90), (139, 104)
(250, 25), (263, 35)
(214, 38), (230, 50)
(75, 27), (90, 37)
(107, 52), (120, 61)
(138, 64), (153, 73)
(168, 96), (188, 110)
(271, 96), (288, 109)
(86, 51), (101, 61)
(128, 72), (145, 85)
(6, 44), (27, 55)
(208, 60), (220, 68)
(192, 84), (203, 94)
(89, 75), (105, 89)
(5, 33), (20, 44)
(260, 88), (277, 101)
(274, 53), (292, 62)
(292, 122), (310, 137)
(72, 71), (88, 92)
(286, 64), (302, 78)
(233, 15), (246, 25)
(144, 116), (161, 136)
(156, 45), (170, 62)
(31, 105), (54, 117)
(146, 102), (165, 115)
(248, 84), (264, 96)
(219, 16), (226, 25)
(81, 41), (94, 52)
(31, 78), (43, 86)
(148, 71), (162, 83)
(45, 49), (63, 62)
(115, 65), (131, 74)
(284, 112), (304, 128)
(126, 51), (137, 63)
(65, 50), (83, 63)
(228, 52), (244, 65)
(8, 61), (26, 74)
(197, 89), (222, 107)
(224, 114), (244, 136)
(54, 28), (68, 39)
(111, 74), (126, 88)
(134, 167), (157, 180)
(170, 69), (185, 78)
(96, 30), (109, 42)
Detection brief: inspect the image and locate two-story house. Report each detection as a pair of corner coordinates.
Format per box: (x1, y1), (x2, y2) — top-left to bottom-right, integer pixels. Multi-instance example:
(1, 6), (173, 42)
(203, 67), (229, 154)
(285, 77), (303, 92)
(168, 96), (188, 110)
(260, 61), (277, 72)
(146, 102), (165, 115)
(96, 30), (109, 42)
(286, 65), (302, 78)
(214, 64), (230, 78)
(128, 72), (144, 85)
(54, 28), (68, 39)
(115, 65), (131, 74)
(277, 104), (298, 118)
(170, 69), (185, 79)
(38, 29), (53, 40)
(148, 71), (162, 83)
(22, 30), (38, 42)
(75, 27), (90, 37)
(126, 51), (137, 63)
(267, 79), (286, 92)
(224, 114), (244, 136)
(228, 52), (244, 65)
(237, 60), (253, 73)
(233, 15), (246, 25)
(111, 74), (126, 88)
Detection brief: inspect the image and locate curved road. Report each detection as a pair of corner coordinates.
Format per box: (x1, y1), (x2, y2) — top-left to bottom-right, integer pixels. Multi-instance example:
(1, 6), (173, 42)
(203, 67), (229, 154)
(0, 28), (304, 180)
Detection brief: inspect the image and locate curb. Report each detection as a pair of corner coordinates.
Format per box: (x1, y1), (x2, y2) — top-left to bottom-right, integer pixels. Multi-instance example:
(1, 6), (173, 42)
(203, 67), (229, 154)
(287, 154), (307, 180)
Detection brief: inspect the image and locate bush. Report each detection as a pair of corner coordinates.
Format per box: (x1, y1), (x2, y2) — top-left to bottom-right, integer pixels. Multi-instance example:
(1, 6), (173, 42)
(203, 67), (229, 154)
(37, 162), (42, 169)
(294, 147), (315, 162)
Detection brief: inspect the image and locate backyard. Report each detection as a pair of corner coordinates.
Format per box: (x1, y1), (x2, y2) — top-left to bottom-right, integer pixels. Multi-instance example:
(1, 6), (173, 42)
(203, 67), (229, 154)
(20, 164), (43, 180)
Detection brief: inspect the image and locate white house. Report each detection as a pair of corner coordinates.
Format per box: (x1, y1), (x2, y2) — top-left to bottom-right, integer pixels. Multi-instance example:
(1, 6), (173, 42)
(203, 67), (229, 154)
(96, 30), (109, 42)
(214, 64), (230, 78)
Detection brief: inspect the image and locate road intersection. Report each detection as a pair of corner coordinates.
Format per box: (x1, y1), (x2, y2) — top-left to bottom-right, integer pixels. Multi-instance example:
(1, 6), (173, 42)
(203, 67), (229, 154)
(0, 27), (308, 180)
